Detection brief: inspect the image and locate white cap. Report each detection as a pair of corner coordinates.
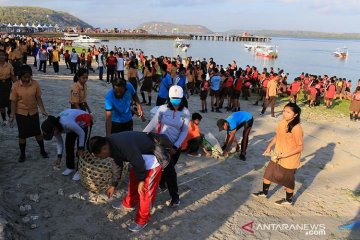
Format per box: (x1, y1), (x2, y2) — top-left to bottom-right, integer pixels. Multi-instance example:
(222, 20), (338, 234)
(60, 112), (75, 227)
(169, 85), (183, 98)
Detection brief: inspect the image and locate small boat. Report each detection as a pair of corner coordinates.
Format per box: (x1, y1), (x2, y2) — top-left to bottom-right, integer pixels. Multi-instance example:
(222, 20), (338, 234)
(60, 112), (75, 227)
(174, 37), (190, 48)
(333, 47), (348, 58)
(244, 42), (263, 51)
(255, 45), (278, 58)
(73, 35), (100, 43)
(63, 32), (80, 41)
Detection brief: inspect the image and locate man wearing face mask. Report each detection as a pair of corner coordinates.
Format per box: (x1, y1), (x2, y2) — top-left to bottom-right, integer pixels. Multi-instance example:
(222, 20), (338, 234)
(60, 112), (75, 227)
(105, 78), (143, 136)
(143, 85), (190, 207)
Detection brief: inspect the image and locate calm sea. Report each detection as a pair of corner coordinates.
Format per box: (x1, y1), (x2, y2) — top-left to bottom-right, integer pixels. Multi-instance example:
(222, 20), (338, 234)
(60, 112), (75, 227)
(88, 37), (360, 90)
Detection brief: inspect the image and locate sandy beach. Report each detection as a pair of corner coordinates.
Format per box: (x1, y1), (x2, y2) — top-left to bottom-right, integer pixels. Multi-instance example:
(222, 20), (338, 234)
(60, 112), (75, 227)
(0, 60), (359, 240)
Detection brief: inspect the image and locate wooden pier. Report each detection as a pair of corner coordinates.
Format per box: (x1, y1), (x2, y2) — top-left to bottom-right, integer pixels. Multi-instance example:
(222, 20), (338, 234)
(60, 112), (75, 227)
(190, 34), (271, 42)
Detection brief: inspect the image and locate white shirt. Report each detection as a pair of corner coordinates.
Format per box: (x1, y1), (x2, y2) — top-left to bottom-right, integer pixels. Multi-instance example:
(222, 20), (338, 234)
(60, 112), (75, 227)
(116, 57), (124, 71)
(98, 53), (104, 67)
(142, 155), (160, 170)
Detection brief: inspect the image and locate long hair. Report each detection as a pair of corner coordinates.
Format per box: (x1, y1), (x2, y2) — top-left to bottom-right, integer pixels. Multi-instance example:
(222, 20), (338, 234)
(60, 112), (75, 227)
(285, 102), (301, 133)
(73, 68), (89, 82)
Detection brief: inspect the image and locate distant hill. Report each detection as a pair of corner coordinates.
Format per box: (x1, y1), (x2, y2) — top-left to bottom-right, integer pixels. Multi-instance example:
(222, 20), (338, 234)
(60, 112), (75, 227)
(0, 6), (92, 28)
(224, 29), (360, 39)
(136, 22), (213, 34)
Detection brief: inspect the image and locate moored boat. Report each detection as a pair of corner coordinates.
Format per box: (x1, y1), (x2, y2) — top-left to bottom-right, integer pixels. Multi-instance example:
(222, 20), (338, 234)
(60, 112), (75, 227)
(333, 47), (348, 58)
(255, 45), (278, 58)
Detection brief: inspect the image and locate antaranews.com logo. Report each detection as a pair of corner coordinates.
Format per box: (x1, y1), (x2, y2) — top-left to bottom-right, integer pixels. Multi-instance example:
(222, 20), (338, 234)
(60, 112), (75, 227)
(241, 221), (326, 236)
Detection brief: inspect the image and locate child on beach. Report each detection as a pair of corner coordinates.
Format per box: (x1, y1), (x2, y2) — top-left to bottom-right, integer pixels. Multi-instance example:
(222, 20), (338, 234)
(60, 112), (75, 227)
(307, 83), (317, 108)
(253, 102), (303, 205)
(324, 79), (336, 108)
(70, 68), (92, 113)
(349, 86), (360, 121)
(8, 65), (49, 162)
(180, 113), (211, 157)
(199, 74), (209, 113)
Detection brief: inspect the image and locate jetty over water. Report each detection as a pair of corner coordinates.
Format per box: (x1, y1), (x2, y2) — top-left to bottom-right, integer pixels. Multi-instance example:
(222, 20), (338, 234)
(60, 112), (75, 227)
(190, 34), (271, 42)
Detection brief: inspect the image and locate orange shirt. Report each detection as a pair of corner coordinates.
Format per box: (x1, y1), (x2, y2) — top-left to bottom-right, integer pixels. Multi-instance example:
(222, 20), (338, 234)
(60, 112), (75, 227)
(181, 121), (201, 150)
(0, 62), (14, 80)
(274, 120), (303, 169)
(70, 81), (87, 104)
(10, 80), (42, 116)
(267, 79), (278, 97)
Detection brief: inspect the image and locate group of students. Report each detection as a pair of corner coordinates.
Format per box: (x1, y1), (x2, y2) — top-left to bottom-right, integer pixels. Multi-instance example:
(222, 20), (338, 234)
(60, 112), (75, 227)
(1, 37), (309, 232)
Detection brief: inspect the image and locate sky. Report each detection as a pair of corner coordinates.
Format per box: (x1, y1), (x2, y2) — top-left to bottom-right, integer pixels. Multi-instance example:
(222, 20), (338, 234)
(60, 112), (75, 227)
(1, 0), (360, 33)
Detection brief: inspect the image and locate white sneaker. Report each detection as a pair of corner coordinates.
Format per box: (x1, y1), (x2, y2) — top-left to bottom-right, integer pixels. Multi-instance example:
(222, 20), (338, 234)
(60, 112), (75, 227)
(62, 168), (74, 176)
(72, 171), (81, 181)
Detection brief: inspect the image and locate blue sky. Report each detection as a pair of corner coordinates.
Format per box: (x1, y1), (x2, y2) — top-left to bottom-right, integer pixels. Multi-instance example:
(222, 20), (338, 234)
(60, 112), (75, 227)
(1, 0), (360, 33)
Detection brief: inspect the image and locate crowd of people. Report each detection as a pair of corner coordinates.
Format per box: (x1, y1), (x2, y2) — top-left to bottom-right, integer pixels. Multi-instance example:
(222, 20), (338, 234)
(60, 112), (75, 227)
(0, 34), (359, 232)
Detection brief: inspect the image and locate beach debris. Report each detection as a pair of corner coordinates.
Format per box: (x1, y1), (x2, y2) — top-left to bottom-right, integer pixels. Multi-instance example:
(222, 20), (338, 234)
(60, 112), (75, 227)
(28, 194), (40, 202)
(57, 188), (64, 196)
(42, 210), (51, 219)
(30, 215), (39, 221)
(68, 192), (85, 201)
(264, 150), (280, 161)
(22, 216), (30, 223)
(19, 204), (32, 216)
(30, 223), (39, 229)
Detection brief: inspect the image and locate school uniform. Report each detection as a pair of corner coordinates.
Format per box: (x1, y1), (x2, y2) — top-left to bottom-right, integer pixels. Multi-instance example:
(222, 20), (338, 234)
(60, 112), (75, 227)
(263, 120), (303, 189)
(9, 80), (42, 138)
(69, 82), (88, 111)
(0, 63), (14, 110)
(261, 79), (278, 117)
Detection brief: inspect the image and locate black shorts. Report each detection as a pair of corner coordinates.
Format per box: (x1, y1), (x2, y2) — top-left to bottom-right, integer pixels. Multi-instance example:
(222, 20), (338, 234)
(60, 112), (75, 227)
(156, 96), (167, 106)
(231, 90), (241, 99)
(210, 89), (219, 97)
(236, 118), (254, 131)
(16, 113), (41, 138)
(111, 120), (133, 134)
(0, 79), (12, 109)
(200, 91), (208, 100)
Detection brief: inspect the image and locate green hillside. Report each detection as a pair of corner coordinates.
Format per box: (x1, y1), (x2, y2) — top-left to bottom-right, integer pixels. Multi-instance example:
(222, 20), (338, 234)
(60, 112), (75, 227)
(0, 6), (92, 28)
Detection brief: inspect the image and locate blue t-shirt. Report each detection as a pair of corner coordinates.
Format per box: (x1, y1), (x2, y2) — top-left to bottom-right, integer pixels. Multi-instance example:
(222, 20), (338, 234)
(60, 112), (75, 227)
(226, 111), (253, 132)
(176, 75), (187, 97)
(158, 73), (173, 99)
(104, 83), (136, 123)
(210, 75), (221, 91)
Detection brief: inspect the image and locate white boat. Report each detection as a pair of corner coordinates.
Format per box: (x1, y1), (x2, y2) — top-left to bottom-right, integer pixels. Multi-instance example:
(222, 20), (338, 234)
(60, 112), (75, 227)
(73, 35), (100, 43)
(255, 45), (278, 58)
(333, 47), (348, 58)
(174, 37), (190, 48)
(63, 32), (80, 41)
(244, 42), (263, 51)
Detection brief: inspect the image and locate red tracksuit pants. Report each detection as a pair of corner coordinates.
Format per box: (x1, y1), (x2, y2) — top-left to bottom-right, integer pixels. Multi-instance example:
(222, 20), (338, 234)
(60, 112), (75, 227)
(122, 165), (162, 225)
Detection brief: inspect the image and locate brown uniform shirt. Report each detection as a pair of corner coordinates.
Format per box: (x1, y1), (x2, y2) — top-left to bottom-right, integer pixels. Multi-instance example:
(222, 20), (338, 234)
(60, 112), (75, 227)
(267, 79), (278, 97)
(69, 82), (87, 104)
(8, 49), (23, 61)
(10, 80), (42, 116)
(0, 62), (14, 81)
(274, 119), (303, 169)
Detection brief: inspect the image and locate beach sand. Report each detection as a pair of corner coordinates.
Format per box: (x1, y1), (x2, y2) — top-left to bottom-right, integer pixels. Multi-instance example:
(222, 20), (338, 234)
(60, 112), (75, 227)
(0, 61), (359, 240)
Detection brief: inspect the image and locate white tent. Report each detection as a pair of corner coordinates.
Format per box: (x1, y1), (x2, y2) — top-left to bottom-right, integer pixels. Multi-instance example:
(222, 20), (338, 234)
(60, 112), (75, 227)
(32, 23), (37, 28)
(13, 23), (18, 27)
(19, 23), (24, 27)
(36, 24), (42, 28)
(26, 23), (30, 27)
(7, 23), (12, 27)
